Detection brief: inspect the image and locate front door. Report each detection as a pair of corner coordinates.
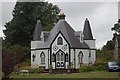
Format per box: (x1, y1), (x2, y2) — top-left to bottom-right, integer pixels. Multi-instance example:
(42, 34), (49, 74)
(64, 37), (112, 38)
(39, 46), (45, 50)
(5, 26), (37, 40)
(56, 50), (65, 68)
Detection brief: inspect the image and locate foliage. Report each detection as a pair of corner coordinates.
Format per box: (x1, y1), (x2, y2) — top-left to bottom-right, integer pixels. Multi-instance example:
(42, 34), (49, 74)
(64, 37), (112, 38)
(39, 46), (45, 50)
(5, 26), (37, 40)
(96, 50), (114, 64)
(9, 44), (30, 62)
(29, 68), (44, 73)
(3, 2), (60, 47)
(96, 39), (115, 65)
(2, 48), (16, 78)
(95, 65), (105, 71)
(79, 66), (94, 72)
(79, 65), (105, 72)
(10, 71), (118, 78)
(102, 40), (115, 51)
(111, 19), (120, 34)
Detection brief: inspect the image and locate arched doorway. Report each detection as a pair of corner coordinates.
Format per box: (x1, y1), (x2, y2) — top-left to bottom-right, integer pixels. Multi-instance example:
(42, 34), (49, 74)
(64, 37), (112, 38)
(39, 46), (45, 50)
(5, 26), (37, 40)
(56, 50), (65, 68)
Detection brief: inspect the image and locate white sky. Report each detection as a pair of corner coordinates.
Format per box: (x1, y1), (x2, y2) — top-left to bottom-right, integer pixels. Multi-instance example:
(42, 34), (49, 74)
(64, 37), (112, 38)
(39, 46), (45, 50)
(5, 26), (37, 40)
(0, 0), (119, 49)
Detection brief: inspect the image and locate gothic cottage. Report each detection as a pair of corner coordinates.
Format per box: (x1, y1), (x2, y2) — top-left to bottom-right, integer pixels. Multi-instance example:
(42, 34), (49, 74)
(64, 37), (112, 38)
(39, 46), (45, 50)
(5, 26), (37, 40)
(31, 13), (96, 70)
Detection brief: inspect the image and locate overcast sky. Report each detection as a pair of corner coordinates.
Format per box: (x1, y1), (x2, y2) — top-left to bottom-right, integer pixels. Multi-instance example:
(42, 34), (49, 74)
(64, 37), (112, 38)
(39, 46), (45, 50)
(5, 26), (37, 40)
(1, 0), (119, 49)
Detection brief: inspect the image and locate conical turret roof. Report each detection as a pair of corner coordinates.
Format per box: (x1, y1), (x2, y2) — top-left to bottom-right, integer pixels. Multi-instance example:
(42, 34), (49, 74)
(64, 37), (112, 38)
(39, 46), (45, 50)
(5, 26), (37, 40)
(83, 18), (94, 40)
(33, 20), (42, 40)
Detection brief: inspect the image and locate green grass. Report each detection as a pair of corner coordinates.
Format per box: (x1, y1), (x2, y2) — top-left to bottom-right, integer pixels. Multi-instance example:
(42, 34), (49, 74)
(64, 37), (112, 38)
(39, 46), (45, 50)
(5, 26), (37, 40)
(10, 71), (119, 78)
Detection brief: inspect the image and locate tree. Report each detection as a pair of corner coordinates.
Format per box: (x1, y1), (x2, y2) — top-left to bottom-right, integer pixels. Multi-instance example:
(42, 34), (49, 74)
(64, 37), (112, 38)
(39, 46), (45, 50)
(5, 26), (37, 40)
(102, 40), (115, 51)
(2, 49), (16, 78)
(10, 45), (30, 62)
(3, 2), (60, 47)
(111, 19), (120, 34)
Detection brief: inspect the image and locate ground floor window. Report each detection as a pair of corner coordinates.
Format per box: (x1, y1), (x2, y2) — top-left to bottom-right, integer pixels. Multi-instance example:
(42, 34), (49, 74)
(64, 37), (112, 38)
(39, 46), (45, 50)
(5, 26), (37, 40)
(40, 52), (45, 64)
(78, 51), (83, 63)
(32, 54), (36, 62)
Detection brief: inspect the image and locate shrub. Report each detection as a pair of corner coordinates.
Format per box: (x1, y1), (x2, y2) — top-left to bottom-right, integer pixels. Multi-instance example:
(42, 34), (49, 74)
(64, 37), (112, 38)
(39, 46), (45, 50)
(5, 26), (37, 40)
(95, 65), (105, 71)
(79, 65), (105, 72)
(29, 68), (44, 73)
(79, 65), (94, 72)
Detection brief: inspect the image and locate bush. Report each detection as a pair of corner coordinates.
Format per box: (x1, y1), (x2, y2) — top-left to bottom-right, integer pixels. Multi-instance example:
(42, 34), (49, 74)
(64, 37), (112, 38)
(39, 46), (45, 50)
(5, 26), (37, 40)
(95, 65), (105, 71)
(79, 66), (94, 72)
(29, 68), (44, 73)
(79, 65), (105, 72)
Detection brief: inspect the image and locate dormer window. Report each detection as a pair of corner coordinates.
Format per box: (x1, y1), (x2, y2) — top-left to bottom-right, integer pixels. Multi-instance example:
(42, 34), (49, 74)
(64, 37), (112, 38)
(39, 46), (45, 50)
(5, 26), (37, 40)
(57, 37), (63, 45)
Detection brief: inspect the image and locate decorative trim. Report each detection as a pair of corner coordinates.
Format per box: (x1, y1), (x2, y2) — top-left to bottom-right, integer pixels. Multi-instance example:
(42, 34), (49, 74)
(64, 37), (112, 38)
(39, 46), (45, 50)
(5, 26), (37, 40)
(50, 31), (70, 69)
(53, 45), (59, 51)
(62, 44), (67, 51)
(31, 48), (49, 51)
(50, 31), (70, 47)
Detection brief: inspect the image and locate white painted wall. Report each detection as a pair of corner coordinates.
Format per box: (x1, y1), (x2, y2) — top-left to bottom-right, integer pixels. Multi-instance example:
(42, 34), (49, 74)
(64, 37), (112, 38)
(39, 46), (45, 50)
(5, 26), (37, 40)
(31, 33), (96, 69)
(90, 50), (96, 64)
(31, 49), (49, 69)
(75, 49), (90, 69)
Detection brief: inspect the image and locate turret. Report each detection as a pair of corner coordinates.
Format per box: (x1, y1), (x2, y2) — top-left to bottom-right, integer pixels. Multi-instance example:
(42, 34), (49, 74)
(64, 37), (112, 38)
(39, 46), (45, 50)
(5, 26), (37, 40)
(83, 18), (95, 49)
(83, 18), (96, 64)
(33, 20), (42, 41)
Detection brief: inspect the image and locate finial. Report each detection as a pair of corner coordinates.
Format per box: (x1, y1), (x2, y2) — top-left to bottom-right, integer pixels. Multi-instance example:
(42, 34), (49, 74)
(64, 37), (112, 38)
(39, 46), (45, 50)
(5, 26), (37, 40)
(37, 20), (41, 23)
(58, 9), (65, 20)
(86, 18), (88, 21)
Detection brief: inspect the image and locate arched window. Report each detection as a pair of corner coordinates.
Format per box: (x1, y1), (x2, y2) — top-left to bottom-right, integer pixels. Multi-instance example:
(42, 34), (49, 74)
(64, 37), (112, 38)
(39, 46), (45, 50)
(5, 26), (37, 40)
(78, 51), (83, 63)
(57, 37), (63, 45)
(32, 54), (36, 62)
(40, 52), (45, 64)
(66, 53), (68, 62)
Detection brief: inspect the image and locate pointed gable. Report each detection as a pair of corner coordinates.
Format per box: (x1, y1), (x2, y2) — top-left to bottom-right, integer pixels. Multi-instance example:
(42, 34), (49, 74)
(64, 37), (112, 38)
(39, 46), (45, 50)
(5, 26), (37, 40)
(83, 18), (94, 40)
(46, 13), (89, 49)
(33, 20), (42, 41)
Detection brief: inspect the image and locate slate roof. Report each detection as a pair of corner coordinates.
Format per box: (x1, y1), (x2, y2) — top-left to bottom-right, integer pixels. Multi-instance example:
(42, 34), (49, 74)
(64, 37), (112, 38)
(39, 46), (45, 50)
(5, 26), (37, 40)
(33, 13), (90, 49)
(45, 14), (89, 49)
(33, 20), (42, 41)
(83, 18), (94, 40)
(75, 31), (82, 37)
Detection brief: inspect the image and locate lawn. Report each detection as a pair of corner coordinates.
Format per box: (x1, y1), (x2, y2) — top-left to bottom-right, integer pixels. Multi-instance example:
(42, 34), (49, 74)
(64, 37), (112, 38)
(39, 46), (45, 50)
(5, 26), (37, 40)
(10, 71), (119, 78)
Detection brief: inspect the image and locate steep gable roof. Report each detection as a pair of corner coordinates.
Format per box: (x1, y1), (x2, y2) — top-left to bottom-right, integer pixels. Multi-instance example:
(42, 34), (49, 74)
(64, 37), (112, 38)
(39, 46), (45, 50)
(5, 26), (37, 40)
(46, 14), (89, 49)
(83, 18), (94, 40)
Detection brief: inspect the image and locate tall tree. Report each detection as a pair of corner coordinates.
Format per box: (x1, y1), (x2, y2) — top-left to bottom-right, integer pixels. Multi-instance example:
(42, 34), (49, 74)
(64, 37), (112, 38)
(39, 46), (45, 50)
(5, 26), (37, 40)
(3, 2), (60, 47)
(102, 40), (115, 51)
(111, 19), (120, 34)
